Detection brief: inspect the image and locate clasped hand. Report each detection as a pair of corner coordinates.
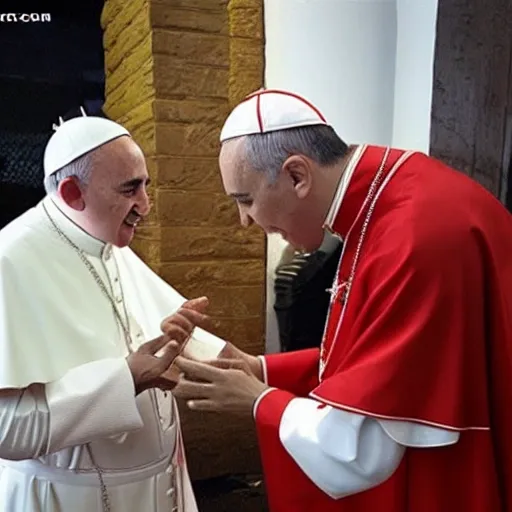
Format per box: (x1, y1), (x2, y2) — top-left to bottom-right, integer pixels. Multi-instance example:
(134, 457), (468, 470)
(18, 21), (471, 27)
(126, 297), (209, 395)
(171, 346), (269, 416)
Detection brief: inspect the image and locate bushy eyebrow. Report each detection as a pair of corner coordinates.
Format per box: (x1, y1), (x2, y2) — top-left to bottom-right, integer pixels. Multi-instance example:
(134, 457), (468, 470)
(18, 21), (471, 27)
(119, 177), (151, 189)
(229, 192), (252, 199)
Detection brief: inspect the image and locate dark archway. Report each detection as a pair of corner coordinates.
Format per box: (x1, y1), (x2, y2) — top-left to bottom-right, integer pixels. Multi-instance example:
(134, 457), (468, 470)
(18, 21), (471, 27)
(0, 1), (105, 228)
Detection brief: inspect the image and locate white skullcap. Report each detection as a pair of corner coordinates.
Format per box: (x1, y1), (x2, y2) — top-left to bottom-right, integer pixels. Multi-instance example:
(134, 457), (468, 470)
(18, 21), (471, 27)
(220, 88), (329, 142)
(43, 110), (131, 177)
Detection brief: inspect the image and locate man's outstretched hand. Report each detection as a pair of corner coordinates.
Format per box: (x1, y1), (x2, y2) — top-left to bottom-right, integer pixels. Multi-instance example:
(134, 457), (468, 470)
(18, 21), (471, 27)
(172, 356), (269, 415)
(160, 297), (211, 345)
(126, 335), (182, 395)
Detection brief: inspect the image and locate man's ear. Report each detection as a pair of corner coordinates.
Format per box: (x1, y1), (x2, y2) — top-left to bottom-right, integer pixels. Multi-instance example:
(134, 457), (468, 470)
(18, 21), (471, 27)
(57, 177), (85, 211)
(282, 155), (313, 199)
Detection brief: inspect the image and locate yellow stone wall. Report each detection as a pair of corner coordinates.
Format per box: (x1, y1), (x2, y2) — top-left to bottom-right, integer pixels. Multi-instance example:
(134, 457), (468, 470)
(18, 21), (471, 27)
(101, 0), (266, 479)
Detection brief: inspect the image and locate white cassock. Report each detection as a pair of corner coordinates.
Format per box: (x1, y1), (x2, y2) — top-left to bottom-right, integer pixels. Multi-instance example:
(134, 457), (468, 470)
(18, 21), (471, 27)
(0, 196), (223, 512)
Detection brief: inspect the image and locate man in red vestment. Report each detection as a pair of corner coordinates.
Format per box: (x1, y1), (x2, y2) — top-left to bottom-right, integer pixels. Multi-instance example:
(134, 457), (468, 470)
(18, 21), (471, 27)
(172, 89), (512, 511)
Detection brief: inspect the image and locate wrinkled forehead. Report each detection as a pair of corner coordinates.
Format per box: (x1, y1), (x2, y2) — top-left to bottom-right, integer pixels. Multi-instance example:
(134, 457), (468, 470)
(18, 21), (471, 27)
(219, 137), (262, 193)
(91, 137), (148, 184)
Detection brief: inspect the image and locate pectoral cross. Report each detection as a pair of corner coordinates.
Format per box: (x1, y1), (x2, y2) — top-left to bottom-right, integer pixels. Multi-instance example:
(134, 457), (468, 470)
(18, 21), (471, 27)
(326, 280), (348, 306)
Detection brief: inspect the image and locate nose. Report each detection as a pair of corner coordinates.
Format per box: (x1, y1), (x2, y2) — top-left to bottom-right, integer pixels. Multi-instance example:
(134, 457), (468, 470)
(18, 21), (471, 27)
(137, 186), (151, 216)
(238, 208), (253, 228)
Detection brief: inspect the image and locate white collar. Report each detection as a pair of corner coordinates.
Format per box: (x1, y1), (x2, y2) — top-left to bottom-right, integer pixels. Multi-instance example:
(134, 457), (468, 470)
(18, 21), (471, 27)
(323, 144), (366, 230)
(40, 196), (113, 260)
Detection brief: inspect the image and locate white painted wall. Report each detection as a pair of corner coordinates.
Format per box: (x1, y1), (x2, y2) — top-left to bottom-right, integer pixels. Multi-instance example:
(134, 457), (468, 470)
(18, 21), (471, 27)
(393, 0), (439, 153)
(263, 0), (439, 352)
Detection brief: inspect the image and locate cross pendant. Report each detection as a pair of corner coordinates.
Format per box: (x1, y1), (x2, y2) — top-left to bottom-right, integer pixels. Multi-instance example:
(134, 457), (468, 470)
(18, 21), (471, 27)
(326, 281), (348, 305)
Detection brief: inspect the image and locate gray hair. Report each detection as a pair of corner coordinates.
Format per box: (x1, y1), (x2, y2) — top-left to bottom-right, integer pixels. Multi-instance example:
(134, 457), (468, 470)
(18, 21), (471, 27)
(236, 124), (349, 182)
(43, 151), (95, 195)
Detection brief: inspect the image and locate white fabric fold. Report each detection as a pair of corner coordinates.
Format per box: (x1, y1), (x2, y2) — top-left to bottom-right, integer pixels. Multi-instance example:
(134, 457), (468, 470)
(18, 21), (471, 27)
(279, 398), (404, 498)
(46, 357), (142, 454)
(278, 397), (460, 499)
(0, 384), (49, 460)
(379, 418), (459, 447)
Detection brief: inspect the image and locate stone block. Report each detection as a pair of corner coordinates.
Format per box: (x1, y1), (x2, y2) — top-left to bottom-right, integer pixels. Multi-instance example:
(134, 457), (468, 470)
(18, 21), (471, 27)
(227, 0), (261, 9)
(228, 7), (262, 39)
(159, 260), (264, 288)
(153, 156), (224, 191)
(157, 190), (238, 226)
(103, 61), (155, 124)
(153, 29), (229, 67)
(154, 55), (228, 99)
(154, 98), (229, 126)
(151, 0), (227, 10)
(176, 283), (264, 317)
(125, 120), (157, 157)
(151, 3), (227, 34)
(155, 122), (221, 157)
(160, 226), (265, 261)
(157, 261), (265, 349)
(229, 38), (263, 104)
(101, 0), (134, 30)
(104, 0), (147, 38)
(210, 316), (264, 353)
(117, 100), (155, 133)
(132, 225), (161, 241)
(105, 34), (153, 97)
(230, 36), (262, 60)
(104, 5), (151, 74)
(131, 225), (162, 265)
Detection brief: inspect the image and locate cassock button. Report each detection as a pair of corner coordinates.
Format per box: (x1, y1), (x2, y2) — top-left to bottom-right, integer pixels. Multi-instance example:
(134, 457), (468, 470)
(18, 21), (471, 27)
(166, 487), (175, 497)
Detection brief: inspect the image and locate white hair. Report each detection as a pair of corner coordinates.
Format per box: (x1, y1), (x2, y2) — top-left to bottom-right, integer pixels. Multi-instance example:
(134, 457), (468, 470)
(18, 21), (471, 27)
(44, 151), (95, 195)
(227, 124), (349, 182)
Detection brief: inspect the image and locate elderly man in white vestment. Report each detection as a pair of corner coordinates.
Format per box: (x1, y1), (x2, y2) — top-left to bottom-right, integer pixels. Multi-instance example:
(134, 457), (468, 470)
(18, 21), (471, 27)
(0, 112), (226, 511)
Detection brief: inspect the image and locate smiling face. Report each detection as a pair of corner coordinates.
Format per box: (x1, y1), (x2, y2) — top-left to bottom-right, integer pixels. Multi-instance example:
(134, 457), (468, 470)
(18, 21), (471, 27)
(57, 136), (151, 247)
(219, 137), (329, 252)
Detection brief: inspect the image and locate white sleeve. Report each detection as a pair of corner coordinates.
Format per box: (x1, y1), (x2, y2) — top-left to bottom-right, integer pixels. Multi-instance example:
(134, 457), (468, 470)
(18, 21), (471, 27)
(0, 358), (143, 460)
(0, 384), (50, 460)
(46, 357), (143, 453)
(278, 397), (459, 499)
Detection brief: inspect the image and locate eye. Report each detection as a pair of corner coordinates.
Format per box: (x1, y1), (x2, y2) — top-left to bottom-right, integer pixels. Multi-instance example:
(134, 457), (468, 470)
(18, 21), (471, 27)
(238, 198), (253, 207)
(122, 188), (137, 197)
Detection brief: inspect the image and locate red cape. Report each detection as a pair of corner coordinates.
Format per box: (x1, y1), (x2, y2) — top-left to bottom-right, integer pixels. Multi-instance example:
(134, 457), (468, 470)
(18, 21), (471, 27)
(255, 145), (512, 511)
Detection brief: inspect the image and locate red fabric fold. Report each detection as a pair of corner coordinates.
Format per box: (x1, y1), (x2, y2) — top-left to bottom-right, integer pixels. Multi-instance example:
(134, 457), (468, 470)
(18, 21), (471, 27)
(264, 348), (319, 396)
